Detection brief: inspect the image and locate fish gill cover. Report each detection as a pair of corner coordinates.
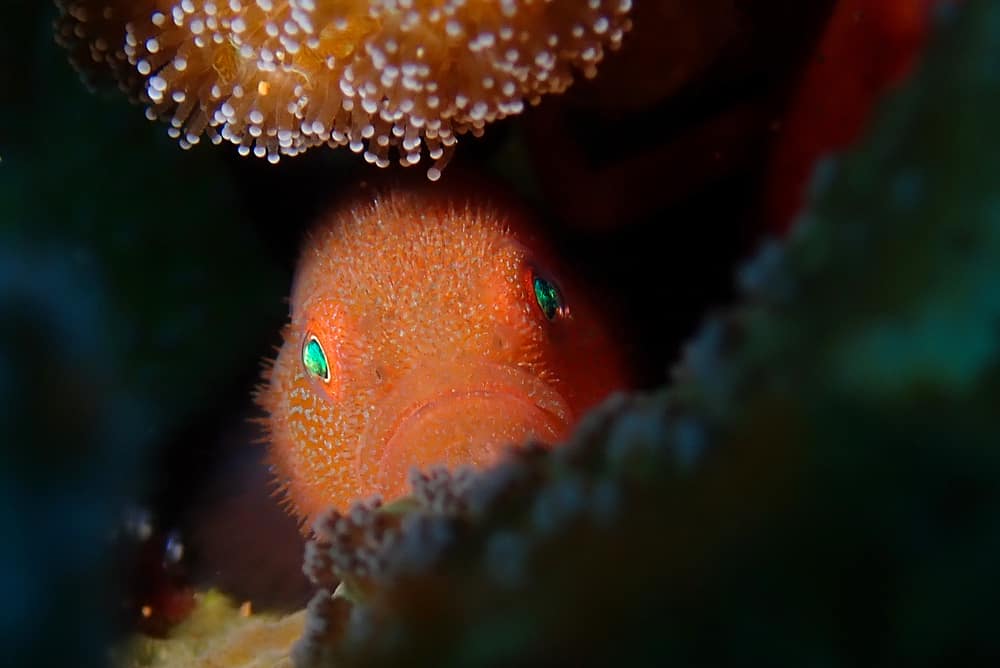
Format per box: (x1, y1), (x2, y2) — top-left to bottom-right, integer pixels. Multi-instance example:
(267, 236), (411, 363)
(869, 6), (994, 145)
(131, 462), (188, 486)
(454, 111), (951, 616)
(291, 1), (1000, 665)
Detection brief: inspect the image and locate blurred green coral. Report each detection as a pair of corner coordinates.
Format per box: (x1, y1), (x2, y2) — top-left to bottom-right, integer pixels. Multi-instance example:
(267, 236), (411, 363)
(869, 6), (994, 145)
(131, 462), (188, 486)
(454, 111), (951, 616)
(295, 1), (1000, 665)
(1, 3), (284, 435)
(1, 5), (284, 667)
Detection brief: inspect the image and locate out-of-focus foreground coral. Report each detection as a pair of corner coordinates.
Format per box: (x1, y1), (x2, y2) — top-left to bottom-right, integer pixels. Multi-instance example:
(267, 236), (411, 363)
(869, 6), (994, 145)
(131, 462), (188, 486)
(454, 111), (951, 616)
(53, 0), (631, 177)
(292, 1), (1000, 664)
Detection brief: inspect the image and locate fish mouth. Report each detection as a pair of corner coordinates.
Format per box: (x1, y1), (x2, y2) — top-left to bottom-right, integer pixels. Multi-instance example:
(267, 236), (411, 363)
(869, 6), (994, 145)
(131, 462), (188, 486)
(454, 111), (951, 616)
(359, 361), (572, 501)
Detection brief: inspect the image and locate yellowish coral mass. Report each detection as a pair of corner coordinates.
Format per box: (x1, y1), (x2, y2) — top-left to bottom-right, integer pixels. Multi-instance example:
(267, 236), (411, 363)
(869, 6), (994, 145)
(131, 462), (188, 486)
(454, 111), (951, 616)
(55, 0), (633, 177)
(117, 590), (305, 668)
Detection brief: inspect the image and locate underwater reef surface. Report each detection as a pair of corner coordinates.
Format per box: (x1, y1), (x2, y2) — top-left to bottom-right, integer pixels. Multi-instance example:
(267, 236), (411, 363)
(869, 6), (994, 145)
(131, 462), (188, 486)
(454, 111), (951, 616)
(116, 591), (304, 668)
(291, 1), (1000, 665)
(53, 0), (632, 176)
(4, 0), (999, 666)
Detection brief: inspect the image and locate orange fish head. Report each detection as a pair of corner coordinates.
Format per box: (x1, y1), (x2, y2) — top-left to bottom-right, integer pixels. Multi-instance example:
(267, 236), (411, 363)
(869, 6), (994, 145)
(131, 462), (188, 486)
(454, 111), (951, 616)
(258, 189), (628, 526)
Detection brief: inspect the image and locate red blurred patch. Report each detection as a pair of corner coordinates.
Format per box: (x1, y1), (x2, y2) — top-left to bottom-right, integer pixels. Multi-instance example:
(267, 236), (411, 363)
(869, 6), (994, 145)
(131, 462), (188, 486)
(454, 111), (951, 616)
(765, 0), (961, 234)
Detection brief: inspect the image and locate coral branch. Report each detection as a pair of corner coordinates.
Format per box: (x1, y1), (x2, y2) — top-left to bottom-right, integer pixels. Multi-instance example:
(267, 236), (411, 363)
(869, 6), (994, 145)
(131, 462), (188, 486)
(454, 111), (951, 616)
(54, 0), (632, 176)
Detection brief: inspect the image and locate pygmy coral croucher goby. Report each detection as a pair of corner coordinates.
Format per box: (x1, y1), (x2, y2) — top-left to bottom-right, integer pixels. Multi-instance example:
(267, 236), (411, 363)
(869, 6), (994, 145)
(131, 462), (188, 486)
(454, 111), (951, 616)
(257, 188), (630, 526)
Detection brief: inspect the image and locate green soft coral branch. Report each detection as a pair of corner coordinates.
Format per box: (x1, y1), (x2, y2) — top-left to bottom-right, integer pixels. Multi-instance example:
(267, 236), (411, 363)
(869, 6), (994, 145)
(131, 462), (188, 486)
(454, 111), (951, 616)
(296, 1), (1000, 665)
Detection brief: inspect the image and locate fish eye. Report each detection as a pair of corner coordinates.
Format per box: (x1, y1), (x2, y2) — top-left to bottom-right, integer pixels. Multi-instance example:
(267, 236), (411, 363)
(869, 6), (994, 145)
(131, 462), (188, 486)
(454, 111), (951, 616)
(302, 334), (331, 383)
(532, 274), (565, 321)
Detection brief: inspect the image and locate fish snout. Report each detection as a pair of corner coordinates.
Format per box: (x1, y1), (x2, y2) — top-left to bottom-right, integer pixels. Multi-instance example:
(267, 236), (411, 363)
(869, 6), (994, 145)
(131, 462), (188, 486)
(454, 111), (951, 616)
(360, 361), (572, 502)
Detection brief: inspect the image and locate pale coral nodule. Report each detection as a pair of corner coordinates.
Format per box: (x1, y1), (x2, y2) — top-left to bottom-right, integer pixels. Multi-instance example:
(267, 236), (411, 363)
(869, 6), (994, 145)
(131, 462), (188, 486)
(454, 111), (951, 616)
(54, 0), (633, 177)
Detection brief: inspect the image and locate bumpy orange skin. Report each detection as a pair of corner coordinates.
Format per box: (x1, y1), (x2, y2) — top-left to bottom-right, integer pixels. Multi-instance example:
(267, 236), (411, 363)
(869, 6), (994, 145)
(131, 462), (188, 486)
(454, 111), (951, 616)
(258, 188), (629, 526)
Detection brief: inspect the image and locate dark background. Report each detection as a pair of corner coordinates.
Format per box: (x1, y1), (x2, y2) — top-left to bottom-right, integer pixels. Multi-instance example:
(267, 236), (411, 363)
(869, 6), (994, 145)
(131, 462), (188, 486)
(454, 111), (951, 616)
(0, 2), (834, 665)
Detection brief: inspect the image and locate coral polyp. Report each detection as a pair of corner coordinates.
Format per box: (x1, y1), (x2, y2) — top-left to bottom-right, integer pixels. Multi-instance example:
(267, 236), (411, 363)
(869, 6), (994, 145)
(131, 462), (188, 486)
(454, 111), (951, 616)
(54, 0), (632, 177)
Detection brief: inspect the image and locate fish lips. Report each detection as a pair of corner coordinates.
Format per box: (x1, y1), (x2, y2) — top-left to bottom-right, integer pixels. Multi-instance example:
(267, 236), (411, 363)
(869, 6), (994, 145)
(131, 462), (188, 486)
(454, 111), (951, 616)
(359, 360), (572, 501)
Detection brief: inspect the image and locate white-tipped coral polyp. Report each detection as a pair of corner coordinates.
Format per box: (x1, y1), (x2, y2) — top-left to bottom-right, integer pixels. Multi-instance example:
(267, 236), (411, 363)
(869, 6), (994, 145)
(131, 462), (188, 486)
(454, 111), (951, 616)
(55, 0), (633, 177)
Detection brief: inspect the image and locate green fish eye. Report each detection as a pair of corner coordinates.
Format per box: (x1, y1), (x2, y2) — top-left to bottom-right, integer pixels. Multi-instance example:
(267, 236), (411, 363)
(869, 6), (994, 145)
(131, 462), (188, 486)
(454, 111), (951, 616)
(302, 335), (330, 382)
(533, 275), (564, 321)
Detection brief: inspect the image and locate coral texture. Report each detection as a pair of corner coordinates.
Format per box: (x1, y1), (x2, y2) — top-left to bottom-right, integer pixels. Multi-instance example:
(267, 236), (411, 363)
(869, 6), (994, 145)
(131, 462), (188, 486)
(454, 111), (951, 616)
(54, 0), (632, 177)
(117, 590), (305, 668)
